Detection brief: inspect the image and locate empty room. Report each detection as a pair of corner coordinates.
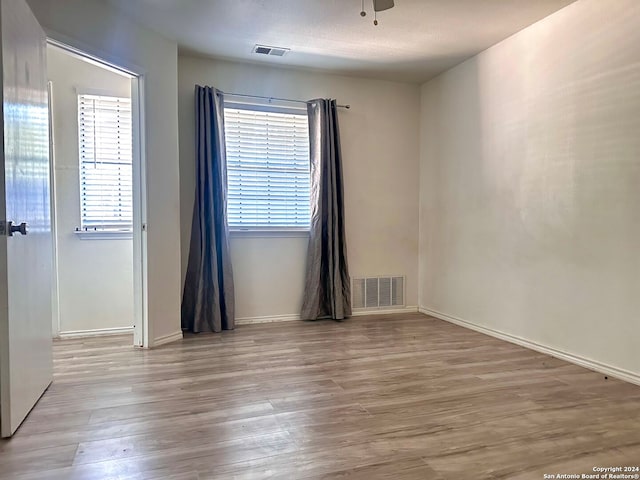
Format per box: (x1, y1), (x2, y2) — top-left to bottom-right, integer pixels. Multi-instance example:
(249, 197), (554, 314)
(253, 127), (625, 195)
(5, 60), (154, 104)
(0, 0), (639, 479)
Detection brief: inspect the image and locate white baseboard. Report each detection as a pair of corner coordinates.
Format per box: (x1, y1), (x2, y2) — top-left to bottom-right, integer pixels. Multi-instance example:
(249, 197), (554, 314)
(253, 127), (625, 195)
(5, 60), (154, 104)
(419, 306), (640, 387)
(236, 314), (301, 325)
(236, 306), (419, 325)
(57, 326), (133, 339)
(352, 306), (418, 317)
(152, 330), (183, 347)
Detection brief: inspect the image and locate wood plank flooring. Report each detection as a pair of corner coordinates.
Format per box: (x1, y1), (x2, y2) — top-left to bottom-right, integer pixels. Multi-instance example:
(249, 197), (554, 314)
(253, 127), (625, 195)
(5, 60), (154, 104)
(1, 313), (639, 479)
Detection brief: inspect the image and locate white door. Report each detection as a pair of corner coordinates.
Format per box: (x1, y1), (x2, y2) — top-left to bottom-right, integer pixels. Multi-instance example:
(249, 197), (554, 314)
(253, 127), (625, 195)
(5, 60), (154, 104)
(0, 0), (52, 438)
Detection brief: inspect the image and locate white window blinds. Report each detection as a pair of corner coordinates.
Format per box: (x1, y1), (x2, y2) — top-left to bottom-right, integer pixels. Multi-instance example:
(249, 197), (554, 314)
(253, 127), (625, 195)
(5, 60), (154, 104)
(223, 106), (310, 229)
(78, 94), (133, 231)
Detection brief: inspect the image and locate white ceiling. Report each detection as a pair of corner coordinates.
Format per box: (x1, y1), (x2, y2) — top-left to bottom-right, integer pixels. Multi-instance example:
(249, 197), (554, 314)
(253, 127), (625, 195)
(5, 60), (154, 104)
(106, 0), (577, 83)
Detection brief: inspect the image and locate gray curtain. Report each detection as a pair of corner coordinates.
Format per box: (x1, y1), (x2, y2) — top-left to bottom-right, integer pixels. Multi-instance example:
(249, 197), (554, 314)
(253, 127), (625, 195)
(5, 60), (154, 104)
(182, 86), (235, 333)
(301, 99), (351, 320)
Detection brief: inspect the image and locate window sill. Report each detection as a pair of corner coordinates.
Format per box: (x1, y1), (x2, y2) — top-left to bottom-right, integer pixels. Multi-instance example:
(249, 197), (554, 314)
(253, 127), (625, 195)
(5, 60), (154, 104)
(229, 229), (309, 238)
(74, 230), (133, 240)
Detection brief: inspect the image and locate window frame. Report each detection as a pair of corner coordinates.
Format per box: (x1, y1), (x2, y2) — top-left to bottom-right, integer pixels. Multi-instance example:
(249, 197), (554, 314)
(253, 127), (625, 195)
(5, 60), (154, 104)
(223, 100), (311, 236)
(76, 90), (133, 239)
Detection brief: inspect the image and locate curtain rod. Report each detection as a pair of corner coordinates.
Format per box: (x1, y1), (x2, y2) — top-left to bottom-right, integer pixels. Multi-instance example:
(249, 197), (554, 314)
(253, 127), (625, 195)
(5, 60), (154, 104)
(223, 91), (351, 109)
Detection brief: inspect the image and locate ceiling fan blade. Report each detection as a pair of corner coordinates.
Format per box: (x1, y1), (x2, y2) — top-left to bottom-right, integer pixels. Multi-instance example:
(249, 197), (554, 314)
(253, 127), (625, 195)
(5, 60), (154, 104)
(373, 0), (394, 12)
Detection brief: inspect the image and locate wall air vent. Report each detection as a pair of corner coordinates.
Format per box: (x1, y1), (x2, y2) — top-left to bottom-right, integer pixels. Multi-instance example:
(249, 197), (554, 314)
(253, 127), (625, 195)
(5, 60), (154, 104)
(352, 276), (405, 310)
(252, 44), (290, 57)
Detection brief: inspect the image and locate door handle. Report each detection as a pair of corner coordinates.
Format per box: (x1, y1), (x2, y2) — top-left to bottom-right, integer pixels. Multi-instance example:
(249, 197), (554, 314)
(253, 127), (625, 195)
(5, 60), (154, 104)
(7, 221), (28, 236)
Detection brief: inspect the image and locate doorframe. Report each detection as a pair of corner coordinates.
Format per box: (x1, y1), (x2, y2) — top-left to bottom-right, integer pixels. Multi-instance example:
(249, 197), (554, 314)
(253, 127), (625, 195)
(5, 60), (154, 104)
(47, 80), (61, 342)
(46, 36), (149, 348)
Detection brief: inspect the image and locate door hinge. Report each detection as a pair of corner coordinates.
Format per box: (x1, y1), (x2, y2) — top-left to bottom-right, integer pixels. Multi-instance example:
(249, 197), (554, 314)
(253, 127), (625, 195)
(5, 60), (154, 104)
(0, 221), (5, 236)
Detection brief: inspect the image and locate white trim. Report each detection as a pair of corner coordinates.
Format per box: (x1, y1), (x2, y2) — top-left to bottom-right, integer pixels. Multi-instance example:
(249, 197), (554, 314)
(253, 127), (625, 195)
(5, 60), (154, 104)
(419, 307), (640, 387)
(131, 75), (148, 348)
(152, 330), (183, 348)
(57, 326), (133, 339)
(236, 306), (419, 325)
(236, 314), (301, 325)
(46, 37), (149, 349)
(351, 306), (418, 317)
(48, 80), (61, 338)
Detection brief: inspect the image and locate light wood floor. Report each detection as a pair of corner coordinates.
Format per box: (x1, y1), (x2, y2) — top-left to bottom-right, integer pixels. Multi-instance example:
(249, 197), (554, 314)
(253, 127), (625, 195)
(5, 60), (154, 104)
(1, 313), (639, 479)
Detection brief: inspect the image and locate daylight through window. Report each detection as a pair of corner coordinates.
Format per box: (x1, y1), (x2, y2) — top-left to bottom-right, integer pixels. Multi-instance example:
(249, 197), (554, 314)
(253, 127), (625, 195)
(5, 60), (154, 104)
(78, 94), (133, 231)
(223, 105), (310, 230)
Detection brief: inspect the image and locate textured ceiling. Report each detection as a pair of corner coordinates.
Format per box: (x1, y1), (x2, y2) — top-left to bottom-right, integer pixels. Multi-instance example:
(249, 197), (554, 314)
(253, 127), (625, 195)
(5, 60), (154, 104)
(106, 0), (577, 83)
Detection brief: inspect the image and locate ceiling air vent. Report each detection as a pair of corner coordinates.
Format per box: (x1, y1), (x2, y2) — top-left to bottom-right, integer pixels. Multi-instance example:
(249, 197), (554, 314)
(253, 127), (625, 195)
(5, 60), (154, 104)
(253, 44), (290, 57)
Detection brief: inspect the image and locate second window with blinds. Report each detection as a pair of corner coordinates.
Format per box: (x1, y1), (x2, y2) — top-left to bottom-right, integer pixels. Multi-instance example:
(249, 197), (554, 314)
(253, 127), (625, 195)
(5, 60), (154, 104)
(77, 93), (133, 235)
(223, 103), (310, 232)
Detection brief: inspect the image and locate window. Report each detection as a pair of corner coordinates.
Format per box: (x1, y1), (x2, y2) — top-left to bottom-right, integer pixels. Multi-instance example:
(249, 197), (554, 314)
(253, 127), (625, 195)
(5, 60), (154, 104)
(78, 93), (132, 232)
(223, 104), (310, 230)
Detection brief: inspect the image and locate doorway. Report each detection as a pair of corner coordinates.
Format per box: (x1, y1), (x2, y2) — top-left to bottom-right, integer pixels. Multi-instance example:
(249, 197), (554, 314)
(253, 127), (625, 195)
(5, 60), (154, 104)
(47, 41), (148, 348)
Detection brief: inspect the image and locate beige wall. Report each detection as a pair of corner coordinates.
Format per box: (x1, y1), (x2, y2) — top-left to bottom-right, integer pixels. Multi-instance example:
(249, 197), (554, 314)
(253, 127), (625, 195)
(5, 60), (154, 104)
(419, 0), (640, 377)
(28, 0), (181, 345)
(179, 56), (421, 320)
(48, 45), (133, 334)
